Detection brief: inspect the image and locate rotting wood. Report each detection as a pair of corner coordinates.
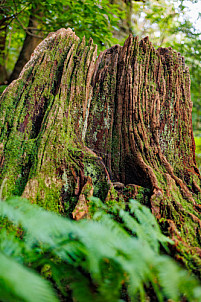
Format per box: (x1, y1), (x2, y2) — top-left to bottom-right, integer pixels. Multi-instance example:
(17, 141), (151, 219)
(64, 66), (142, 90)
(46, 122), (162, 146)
(0, 28), (200, 277)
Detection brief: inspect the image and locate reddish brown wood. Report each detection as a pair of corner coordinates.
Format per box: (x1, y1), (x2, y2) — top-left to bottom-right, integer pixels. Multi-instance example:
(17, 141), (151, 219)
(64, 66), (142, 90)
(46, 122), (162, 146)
(87, 34), (201, 275)
(0, 29), (200, 276)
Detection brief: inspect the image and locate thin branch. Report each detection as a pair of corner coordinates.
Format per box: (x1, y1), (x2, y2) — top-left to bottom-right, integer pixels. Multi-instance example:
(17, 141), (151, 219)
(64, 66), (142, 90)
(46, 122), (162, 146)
(0, 5), (29, 28)
(15, 16), (44, 39)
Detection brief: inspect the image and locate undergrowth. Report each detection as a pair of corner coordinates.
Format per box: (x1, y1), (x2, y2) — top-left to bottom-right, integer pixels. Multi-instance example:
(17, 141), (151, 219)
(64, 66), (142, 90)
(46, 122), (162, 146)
(0, 196), (201, 302)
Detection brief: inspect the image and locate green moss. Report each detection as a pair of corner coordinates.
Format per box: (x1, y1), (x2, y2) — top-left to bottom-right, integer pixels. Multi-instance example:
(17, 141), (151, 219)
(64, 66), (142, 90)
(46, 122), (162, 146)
(135, 187), (151, 206)
(84, 156), (109, 201)
(30, 177), (63, 213)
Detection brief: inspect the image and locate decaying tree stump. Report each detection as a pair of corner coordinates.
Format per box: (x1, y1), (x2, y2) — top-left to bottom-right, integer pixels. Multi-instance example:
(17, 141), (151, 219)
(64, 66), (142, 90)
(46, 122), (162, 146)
(0, 28), (201, 276)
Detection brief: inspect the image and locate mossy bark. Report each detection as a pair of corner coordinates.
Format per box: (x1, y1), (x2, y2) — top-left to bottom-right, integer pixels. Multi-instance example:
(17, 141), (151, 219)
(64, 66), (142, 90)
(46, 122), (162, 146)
(0, 29), (200, 276)
(87, 34), (201, 276)
(0, 28), (103, 214)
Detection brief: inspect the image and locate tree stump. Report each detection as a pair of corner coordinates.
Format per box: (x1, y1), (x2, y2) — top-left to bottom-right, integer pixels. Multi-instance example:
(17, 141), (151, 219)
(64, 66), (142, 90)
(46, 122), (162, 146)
(0, 28), (200, 276)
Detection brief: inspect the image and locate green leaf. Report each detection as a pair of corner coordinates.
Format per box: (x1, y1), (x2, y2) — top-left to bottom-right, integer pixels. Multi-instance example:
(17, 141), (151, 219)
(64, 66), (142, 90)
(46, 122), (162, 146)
(0, 252), (59, 302)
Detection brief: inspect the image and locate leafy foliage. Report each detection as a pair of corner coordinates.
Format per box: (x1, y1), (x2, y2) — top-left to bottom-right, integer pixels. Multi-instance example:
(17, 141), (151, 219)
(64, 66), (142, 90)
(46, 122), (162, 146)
(0, 196), (201, 301)
(129, 0), (201, 134)
(1, 0), (123, 75)
(0, 252), (59, 302)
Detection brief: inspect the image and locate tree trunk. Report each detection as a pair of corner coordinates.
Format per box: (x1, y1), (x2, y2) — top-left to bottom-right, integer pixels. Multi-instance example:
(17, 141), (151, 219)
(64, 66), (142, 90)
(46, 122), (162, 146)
(110, 0), (133, 41)
(8, 6), (43, 83)
(0, 28), (200, 277)
(0, 28), (7, 84)
(0, 3), (8, 84)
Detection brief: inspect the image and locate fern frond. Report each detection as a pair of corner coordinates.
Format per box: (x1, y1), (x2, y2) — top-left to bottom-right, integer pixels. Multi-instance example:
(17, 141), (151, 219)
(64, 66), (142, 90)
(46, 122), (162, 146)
(128, 199), (173, 251)
(155, 256), (201, 301)
(0, 252), (59, 302)
(1, 196), (201, 302)
(0, 229), (24, 260)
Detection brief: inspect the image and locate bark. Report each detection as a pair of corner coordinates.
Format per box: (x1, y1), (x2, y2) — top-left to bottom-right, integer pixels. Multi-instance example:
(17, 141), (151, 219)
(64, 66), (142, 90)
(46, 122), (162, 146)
(0, 3), (8, 84)
(0, 28), (200, 277)
(8, 6), (43, 83)
(0, 27), (7, 83)
(87, 35), (201, 275)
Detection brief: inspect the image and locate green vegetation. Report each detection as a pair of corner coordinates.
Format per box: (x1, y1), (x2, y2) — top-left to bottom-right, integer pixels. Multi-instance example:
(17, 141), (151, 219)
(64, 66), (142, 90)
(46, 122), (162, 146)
(1, 196), (201, 301)
(195, 136), (201, 172)
(0, 0), (123, 74)
(0, 1), (201, 301)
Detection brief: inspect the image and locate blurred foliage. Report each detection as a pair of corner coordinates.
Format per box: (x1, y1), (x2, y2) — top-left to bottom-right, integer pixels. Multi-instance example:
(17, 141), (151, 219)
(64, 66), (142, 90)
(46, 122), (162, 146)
(195, 136), (201, 172)
(195, 137), (201, 153)
(0, 0), (124, 74)
(0, 196), (201, 301)
(0, 85), (7, 94)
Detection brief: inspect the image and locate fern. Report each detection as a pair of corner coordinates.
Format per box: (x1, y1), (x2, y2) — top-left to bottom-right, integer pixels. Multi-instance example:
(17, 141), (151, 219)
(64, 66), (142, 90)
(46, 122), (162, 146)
(90, 197), (172, 252)
(0, 252), (59, 302)
(0, 196), (201, 302)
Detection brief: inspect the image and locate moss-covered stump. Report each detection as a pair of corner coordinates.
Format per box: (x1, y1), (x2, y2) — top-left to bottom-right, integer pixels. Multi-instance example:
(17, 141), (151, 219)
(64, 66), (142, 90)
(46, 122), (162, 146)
(0, 28), (108, 214)
(0, 29), (201, 276)
(86, 34), (201, 276)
